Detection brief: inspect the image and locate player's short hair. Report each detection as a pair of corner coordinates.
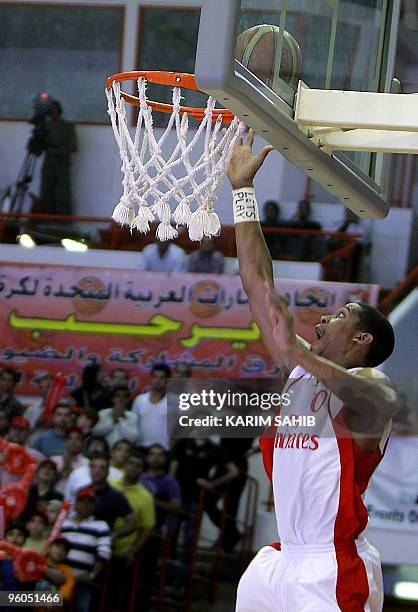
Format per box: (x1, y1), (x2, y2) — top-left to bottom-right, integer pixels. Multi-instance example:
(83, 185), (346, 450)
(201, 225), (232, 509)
(151, 363), (171, 378)
(354, 303), (395, 367)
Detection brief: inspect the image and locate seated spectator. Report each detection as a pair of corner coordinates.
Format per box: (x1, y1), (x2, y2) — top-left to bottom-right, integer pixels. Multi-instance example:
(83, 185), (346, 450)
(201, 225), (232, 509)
(170, 438), (238, 556)
(289, 199), (322, 260)
(132, 363), (171, 450)
(24, 509), (49, 553)
(110, 450), (155, 560)
(108, 368), (129, 390)
(64, 437), (121, 503)
(328, 208), (372, 281)
(110, 439), (131, 473)
(37, 536), (75, 604)
(137, 240), (187, 272)
(292, 199), (321, 230)
(140, 444), (181, 532)
(51, 427), (89, 494)
(89, 455), (138, 536)
(23, 373), (53, 430)
(188, 237), (224, 274)
(31, 404), (71, 457)
(0, 522), (29, 592)
(20, 459), (63, 522)
(92, 386), (138, 447)
(60, 487), (112, 612)
(70, 363), (111, 411)
(260, 200), (291, 257)
(76, 408), (98, 450)
(173, 362), (192, 379)
(0, 367), (24, 422)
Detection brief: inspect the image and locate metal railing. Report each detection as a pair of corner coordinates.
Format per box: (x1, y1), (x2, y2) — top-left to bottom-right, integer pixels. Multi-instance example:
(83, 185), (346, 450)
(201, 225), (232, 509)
(379, 263), (418, 315)
(0, 211), (362, 282)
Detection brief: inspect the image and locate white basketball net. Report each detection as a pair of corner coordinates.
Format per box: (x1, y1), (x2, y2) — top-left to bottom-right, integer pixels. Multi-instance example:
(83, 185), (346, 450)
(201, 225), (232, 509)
(106, 78), (245, 241)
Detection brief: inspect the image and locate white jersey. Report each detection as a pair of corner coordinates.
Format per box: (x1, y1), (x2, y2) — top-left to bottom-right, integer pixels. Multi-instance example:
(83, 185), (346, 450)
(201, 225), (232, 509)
(260, 366), (391, 547)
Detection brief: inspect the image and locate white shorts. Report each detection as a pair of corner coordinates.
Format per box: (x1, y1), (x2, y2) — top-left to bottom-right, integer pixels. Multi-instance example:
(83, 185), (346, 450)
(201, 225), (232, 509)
(236, 539), (383, 612)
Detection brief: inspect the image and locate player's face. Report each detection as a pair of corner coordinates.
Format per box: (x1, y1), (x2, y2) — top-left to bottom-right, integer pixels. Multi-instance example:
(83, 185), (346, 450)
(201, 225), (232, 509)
(311, 303), (362, 361)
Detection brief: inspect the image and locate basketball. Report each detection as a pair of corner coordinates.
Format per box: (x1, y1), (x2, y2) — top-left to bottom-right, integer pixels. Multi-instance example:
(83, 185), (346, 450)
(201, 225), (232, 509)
(235, 25), (303, 91)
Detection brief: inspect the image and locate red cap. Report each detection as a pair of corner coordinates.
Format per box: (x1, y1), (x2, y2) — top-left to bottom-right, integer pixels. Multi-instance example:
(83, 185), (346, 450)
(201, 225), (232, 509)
(10, 416), (30, 430)
(76, 487), (96, 501)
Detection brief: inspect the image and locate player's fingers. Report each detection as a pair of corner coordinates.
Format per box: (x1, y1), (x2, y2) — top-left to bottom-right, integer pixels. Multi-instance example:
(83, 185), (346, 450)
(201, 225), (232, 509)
(247, 129), (255, 147)
(258, 145), (275, 164)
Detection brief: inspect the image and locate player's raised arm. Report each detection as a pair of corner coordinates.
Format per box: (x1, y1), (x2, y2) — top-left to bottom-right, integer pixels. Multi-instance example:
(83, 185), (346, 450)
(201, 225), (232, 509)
(228, 130), (305, 373)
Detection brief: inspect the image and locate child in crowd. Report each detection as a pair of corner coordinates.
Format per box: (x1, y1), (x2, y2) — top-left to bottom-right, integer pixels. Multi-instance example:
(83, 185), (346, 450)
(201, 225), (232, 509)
(24, 509), (49, 553)
(0, 522), (28, 592)
(37, 537), (75, 608)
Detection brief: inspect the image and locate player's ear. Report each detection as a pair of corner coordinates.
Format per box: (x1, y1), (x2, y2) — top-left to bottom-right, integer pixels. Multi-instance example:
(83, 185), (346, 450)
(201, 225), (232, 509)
(352, 331), (373, 347)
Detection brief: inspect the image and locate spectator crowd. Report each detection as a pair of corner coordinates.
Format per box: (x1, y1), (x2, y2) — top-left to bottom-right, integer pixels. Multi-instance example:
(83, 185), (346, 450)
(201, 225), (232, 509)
(0, 363), (251, 610)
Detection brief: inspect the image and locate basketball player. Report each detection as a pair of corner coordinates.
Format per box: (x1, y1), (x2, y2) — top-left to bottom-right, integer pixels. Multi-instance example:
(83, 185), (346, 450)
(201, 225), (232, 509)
(229, 131), (398, 611)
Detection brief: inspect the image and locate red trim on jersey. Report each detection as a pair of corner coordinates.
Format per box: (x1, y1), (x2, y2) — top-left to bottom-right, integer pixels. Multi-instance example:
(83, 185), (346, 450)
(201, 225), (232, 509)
(268, 542), (281, 551)
(259, 374), (305, 481)
(332, 407), (385, 610)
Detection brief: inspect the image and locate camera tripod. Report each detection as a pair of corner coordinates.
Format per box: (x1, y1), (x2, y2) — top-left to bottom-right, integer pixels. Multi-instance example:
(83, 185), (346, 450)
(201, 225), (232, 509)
(8, 150), (40, 213)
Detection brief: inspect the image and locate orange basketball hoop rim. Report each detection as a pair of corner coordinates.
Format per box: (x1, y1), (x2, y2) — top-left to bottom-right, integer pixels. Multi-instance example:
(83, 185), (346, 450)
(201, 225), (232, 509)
(106, 70), (235, 124)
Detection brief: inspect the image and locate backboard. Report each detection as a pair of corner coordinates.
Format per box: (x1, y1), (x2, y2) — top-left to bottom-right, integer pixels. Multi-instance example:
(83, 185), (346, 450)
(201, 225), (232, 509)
(195, 0), (401, 219)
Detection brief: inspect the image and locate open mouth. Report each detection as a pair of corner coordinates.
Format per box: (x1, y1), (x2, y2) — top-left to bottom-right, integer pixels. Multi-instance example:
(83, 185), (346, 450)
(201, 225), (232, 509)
(315, 325), (325, 340)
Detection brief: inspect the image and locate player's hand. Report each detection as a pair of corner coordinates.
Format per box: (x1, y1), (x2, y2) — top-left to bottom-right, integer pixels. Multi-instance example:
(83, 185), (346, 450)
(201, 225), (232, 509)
(227, 129), (274, 189)
(265, 281), (298, 362)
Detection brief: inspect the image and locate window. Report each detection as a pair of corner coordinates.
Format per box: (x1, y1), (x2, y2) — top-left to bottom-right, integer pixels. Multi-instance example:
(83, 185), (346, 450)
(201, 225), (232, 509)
(0, 3), (124, 122)
(137, 7), (206, 124)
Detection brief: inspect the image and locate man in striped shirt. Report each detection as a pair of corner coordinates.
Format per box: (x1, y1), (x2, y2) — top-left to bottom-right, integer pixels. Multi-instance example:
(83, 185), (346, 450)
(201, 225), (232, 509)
(60, 487), (111, 612)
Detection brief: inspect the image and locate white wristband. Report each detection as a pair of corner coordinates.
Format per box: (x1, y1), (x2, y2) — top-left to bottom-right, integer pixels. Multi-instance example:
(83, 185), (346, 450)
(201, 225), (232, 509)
(232, 188), (260, 224)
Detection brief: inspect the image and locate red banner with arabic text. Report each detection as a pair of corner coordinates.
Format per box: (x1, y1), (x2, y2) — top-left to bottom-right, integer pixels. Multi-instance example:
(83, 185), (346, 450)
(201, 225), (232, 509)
(0, 264), (379, 395)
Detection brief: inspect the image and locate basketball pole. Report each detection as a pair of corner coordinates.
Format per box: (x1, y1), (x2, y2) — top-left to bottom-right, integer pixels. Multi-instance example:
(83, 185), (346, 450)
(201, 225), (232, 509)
(295, 82), (418, 154)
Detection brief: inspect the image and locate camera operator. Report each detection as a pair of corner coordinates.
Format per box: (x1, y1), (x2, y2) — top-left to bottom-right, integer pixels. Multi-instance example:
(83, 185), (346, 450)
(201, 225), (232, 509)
(40, 100), (77, 216)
